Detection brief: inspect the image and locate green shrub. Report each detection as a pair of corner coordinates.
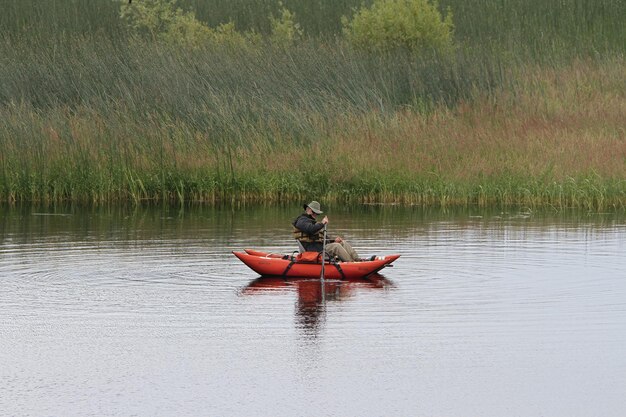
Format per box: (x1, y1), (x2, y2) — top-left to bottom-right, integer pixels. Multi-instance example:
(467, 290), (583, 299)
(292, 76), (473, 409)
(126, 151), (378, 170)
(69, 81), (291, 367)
(269, 3), (304, 47)
(342, 0), (454, 54)
(120, 0), (191, 40)
(119, 0), (249, 48)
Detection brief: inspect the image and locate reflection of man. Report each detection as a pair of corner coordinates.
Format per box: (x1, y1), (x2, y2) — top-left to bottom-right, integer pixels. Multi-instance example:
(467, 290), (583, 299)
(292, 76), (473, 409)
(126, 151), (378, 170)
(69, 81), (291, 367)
(242, 276), (391, 338)
(292, 201), (363, 262)
(295, 280), (329, 335)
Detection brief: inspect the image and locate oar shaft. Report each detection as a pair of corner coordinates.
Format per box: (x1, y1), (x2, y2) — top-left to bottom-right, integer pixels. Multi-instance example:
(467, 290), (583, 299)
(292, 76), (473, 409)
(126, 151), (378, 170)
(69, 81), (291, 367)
(320, 224), (327, 281)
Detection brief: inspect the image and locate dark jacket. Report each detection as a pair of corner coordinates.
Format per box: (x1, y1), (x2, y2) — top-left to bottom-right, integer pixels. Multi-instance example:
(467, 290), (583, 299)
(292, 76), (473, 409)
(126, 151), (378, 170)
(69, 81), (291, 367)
(292, 213), (332, 252)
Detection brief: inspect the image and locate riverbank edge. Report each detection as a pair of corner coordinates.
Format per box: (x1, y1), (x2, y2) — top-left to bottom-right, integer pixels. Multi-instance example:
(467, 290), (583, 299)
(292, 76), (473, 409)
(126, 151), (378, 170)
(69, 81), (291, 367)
(2, 175), (625, 211)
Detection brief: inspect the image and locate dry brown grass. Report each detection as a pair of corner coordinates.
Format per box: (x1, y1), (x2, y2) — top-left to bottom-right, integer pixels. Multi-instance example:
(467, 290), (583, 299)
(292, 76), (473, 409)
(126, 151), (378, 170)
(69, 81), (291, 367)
(310, 57), (626, 183)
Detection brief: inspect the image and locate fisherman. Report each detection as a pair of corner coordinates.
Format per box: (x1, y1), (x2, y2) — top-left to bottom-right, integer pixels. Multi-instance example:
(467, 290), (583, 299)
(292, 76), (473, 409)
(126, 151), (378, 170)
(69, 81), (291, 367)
(292, 201), (365, 262)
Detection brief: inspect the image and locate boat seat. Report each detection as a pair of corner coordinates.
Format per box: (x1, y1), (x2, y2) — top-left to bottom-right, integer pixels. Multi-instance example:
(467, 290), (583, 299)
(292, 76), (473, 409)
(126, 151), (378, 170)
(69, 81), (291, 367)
(295, 240), (334, 262)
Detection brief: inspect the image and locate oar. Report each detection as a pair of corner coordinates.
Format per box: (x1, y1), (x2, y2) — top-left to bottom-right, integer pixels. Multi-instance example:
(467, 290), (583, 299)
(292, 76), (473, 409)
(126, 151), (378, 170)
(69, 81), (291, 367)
(320, 224), (327, 304)
(320, 224), (327, 282)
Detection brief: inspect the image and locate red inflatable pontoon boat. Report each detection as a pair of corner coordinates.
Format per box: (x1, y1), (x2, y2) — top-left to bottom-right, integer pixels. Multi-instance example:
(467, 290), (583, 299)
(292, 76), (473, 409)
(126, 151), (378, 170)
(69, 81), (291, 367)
(233, 249), (400, 279)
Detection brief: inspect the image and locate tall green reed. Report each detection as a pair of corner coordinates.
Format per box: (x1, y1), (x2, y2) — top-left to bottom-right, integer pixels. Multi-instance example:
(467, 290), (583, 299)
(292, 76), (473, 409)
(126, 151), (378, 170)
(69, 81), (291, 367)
(0, 35), (503, 132)
(440, 0), (626, 56)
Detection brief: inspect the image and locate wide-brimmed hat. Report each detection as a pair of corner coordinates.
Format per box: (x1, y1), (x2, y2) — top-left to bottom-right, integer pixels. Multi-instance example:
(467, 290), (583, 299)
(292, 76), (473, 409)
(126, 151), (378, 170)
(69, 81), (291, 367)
(304, 201), (323, 214)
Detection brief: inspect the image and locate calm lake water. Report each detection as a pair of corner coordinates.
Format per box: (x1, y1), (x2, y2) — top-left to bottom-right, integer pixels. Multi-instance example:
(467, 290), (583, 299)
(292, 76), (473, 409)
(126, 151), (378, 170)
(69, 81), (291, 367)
(1, 204), (625, 417)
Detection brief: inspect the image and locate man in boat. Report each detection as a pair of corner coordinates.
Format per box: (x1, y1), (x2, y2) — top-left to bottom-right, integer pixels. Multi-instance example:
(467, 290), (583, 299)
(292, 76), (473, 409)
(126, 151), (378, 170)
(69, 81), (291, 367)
(292, 201), (365, 262)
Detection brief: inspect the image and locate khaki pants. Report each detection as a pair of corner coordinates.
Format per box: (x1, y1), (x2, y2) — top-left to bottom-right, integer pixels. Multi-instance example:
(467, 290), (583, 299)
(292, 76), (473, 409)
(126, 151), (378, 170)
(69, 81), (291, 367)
(325, 240), (360, 262)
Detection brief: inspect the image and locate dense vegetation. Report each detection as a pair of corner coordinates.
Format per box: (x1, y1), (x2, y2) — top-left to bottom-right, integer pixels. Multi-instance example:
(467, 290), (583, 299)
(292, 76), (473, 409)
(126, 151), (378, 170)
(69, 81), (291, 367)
(0, 0), (625, 208)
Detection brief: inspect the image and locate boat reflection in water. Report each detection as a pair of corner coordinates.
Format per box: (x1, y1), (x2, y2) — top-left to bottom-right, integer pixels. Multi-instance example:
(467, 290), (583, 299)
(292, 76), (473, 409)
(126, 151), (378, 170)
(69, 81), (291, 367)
(240, 274), (394, 336)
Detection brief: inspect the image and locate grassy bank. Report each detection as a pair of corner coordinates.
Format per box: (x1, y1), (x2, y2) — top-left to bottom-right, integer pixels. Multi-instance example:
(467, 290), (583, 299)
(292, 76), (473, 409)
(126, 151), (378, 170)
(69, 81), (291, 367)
(1, 1), (625, 209)
(1, 50), (623, 209)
